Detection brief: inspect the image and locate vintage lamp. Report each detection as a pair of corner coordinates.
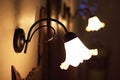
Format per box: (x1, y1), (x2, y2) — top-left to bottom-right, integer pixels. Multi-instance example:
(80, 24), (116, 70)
(86, 16), (105, 32)
(13, 18), (98, 70)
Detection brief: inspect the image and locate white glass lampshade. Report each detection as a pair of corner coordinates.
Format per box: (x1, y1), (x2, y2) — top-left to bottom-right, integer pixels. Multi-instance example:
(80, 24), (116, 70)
(60, 37), (98, 70)
(86, 16), (105, 32)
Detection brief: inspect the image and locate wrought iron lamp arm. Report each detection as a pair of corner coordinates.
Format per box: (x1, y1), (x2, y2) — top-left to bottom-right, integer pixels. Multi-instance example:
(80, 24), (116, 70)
(24, 25), (55, 53)
(24, 18), (69, 53)
(28, 25), (56, 42)
(27, 18), (68, 42)
(13, 18), (69, 53)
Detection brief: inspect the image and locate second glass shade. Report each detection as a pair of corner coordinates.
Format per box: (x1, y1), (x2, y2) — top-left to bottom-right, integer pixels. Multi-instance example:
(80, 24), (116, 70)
(86, 16), (105, 32)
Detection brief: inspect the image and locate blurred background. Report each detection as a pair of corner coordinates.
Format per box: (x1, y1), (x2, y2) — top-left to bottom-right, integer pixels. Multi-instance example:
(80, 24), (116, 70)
(0, 0), (120, 80)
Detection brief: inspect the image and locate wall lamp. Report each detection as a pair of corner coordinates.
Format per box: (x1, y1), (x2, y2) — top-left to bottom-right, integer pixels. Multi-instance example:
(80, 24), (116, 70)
(74, 7), (105, 32)
(13, 18), (98, 70)
(86, 15), (105, 32)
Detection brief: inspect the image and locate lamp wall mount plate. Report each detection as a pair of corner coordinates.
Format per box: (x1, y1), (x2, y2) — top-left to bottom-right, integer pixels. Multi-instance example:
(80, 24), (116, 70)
(13, 28), (25, 53)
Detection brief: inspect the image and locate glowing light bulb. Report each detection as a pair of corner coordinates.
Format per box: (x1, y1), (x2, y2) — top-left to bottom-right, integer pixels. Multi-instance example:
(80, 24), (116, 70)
(86, 16), (105, 32)
(60, 37), (98, 70)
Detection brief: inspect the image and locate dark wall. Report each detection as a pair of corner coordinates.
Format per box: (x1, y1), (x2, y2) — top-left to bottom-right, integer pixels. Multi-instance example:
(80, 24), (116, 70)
(41, 0), (120, 80)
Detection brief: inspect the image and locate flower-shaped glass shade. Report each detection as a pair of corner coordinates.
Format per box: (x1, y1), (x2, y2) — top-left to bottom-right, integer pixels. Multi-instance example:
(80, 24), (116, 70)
(60, 37), (98, 70)
(86, 16), (105, 32)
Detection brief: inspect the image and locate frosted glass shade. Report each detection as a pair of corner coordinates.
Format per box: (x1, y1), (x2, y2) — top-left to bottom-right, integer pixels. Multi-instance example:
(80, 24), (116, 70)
(86, 16), (105, 32)
(60, 37), (98, 70)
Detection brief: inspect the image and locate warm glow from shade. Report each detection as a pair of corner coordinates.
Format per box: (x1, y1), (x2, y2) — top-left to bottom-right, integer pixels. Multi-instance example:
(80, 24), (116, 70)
(86, 16), (105, 32)
(60, 37), (98, 70)
(59, 16), (67, 27)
